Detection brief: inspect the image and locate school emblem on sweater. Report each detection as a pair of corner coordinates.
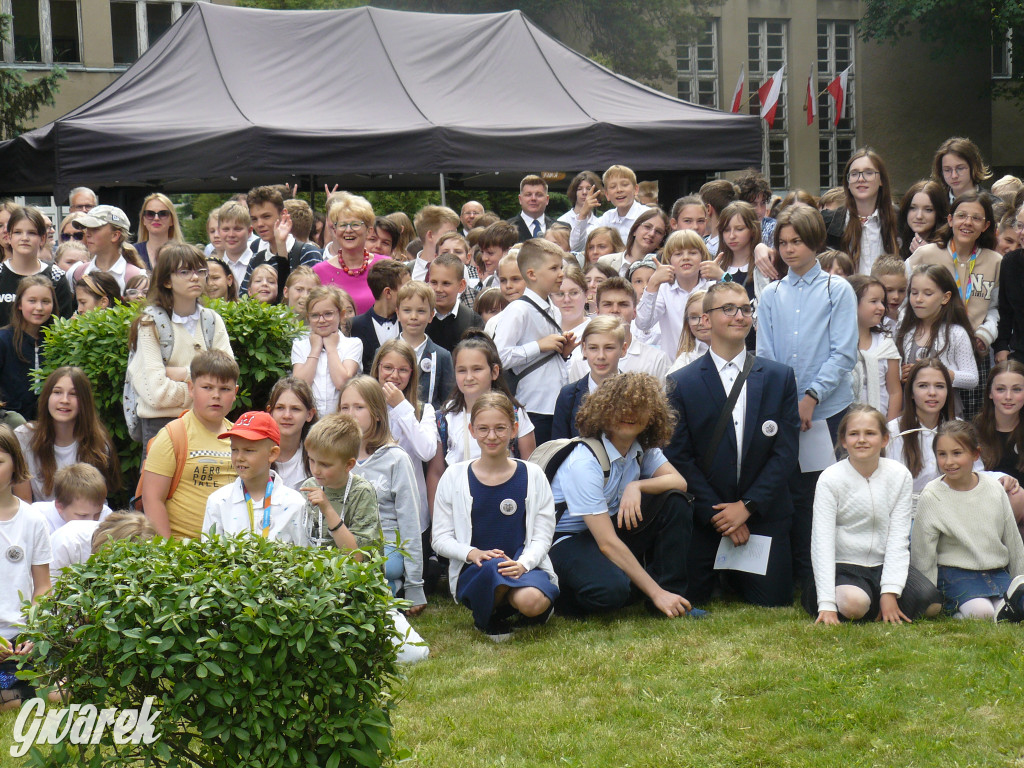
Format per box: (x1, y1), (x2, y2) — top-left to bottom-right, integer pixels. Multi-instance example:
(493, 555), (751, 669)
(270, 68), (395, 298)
(6, 546), (24, 563)
(761, 420), (778, 437)
(500, 499), (517, 516)
(420, 358), (433, 373)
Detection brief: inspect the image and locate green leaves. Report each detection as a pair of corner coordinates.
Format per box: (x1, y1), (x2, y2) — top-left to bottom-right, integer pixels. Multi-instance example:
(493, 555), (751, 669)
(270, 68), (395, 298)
(23, 535), (403, 767)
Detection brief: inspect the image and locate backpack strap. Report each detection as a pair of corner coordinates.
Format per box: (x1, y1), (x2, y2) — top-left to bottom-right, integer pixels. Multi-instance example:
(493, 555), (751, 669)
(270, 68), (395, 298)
(198, 307), (218, 351)
(131, 414), (190, 511)
(516, 294), (563, 334)
(142, 306), (176, 365)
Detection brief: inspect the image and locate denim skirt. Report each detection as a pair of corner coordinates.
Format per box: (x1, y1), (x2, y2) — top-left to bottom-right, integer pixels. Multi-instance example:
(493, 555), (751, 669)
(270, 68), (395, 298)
(936, 565), (1011, 613)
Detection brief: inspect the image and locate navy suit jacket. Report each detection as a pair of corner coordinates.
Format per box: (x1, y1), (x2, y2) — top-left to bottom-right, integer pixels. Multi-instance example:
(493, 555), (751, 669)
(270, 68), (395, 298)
(508, 214), (556, 242)
(551, 375), (590, 440)
(416, 337), (455, 412)
(350, 310), (396, 373)
(664, 351), (799, 528)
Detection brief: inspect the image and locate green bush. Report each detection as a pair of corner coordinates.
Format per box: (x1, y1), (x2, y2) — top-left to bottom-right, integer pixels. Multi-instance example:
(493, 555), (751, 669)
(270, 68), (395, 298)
(36, 299), (304, 501)
(21, 535), (404, 767)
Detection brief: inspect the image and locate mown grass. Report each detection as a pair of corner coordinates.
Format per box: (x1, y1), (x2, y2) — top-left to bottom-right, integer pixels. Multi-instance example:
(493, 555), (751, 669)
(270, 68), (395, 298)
(1, 601), (1021, 767)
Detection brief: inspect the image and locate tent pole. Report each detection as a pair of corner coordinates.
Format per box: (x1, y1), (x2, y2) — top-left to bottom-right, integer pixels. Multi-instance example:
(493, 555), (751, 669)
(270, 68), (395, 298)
(439, 173), (446, 207)
(309, 174), (315, 207)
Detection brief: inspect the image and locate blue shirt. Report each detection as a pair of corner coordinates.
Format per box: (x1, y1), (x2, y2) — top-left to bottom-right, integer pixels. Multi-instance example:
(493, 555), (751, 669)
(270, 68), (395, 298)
(550, 436), (668, 534)
(756, 261), (857, 419)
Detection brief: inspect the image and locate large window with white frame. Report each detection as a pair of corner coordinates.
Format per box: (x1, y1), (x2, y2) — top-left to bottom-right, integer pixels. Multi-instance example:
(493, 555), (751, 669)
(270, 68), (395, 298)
(747, 19), (788, 192)
(677, 19), (719, 108)
(110, 0), (195, 65)
(817, 20), (856, 192)
(2, 0), (81, 64)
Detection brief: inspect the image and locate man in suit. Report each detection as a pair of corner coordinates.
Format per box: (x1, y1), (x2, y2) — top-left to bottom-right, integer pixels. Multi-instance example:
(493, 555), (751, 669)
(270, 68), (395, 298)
(508, 174), (555, 242)
(664, 280), (799, 607)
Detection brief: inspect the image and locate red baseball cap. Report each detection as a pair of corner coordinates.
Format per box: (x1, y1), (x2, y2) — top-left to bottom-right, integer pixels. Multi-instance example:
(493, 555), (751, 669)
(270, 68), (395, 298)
(219, 411), (281, 445)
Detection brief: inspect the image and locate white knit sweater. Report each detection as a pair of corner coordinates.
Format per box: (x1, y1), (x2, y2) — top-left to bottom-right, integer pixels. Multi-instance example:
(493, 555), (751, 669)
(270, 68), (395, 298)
(811, 458), (914, 613)
(911, 472), (1024, 586)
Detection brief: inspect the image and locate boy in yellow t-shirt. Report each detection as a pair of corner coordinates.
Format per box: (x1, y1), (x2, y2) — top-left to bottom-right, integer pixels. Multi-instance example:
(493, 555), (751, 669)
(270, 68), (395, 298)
(142, 350), (239, 539)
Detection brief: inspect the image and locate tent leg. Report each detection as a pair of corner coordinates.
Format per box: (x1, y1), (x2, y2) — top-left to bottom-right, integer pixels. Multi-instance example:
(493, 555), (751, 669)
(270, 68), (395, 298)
(439, 173), (446, 207)
(309, 174), (315, 208)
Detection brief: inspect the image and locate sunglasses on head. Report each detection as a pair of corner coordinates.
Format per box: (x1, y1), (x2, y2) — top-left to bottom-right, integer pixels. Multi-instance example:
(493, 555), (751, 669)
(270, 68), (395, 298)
(60, 231), (85, 242)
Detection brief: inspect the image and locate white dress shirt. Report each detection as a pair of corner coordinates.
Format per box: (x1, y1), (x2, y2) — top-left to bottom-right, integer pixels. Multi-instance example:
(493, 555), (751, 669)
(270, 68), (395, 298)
(492, 288), (567, 414)
(223, 249), (252, 289)
(710, 347), (748, 482)
(635, 277), (710, 359)
(520, 212), (546, 238)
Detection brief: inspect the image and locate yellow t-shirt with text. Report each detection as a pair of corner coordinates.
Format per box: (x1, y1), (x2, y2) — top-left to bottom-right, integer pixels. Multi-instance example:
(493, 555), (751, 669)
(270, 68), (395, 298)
(146, 411), (236, 540)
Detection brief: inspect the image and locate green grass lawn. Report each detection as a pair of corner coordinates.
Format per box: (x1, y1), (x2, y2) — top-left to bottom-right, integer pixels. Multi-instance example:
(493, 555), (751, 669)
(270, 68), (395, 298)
(1, 601), (1022, 767)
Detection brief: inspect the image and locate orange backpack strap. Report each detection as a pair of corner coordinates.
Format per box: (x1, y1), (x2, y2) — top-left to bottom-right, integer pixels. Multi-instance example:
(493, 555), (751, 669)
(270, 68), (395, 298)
(132, 415), (190, 511)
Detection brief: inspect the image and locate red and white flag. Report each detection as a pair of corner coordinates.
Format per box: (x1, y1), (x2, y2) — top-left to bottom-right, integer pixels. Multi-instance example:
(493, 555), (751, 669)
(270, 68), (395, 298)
(827, 66), (851, 126)
(757, 64), (785, 127)
(806, 65), (817, 126)
(730, 65), (745, 113)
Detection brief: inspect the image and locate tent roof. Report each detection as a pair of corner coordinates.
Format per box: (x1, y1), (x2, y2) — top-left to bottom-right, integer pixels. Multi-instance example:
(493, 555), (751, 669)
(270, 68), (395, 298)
(0, 4), (761, 195)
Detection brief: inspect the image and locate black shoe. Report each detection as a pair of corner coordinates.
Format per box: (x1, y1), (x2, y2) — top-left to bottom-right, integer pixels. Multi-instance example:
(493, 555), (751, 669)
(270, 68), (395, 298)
(996, 575), (1024, 623)
(478, 619), (513, 643)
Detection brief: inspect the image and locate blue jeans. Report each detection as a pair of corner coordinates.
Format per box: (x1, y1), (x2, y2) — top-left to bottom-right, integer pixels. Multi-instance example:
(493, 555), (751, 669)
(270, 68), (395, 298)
(937, 565), (1011, 614)
(384, 544), (405, 596)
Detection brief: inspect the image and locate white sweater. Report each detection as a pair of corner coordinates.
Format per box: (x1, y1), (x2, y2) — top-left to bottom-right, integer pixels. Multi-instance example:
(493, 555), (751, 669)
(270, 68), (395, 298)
(432, 459), (558, 599)
(811, 458), (914, 613)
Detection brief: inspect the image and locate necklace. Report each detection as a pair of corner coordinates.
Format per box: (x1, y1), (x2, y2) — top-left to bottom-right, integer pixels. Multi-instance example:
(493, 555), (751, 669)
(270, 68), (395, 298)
(339, 250), (372, 277)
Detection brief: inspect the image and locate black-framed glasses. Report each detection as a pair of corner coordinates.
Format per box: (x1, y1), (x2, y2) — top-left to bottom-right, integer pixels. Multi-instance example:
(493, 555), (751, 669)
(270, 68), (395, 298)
(707, 303), (754, 317)
(144, 210), (171, 220)
(60, 232), (85, 242)
(848, 170), (879, 182)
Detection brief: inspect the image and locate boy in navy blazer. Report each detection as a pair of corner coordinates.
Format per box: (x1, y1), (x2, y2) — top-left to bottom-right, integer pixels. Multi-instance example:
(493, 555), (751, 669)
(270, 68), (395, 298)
(664, 280), (799, 606)
(552, 316), (627, 440)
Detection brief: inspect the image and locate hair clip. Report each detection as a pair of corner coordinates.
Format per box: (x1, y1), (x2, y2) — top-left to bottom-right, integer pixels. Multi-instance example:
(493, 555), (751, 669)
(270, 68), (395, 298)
(719, 273), (733, 284)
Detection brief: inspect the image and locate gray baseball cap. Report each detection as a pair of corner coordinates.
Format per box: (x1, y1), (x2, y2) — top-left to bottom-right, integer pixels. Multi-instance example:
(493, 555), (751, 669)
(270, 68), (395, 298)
(72, 205), (132, 232)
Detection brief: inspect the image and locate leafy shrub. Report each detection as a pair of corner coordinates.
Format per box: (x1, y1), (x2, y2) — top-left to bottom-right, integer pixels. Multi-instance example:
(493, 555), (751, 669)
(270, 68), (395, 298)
(36, 299), (304, 501)
(22, 535), (404, 768)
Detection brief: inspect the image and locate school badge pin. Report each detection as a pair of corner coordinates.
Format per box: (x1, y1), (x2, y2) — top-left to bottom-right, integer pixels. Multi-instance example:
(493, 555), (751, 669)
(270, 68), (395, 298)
(762, 420), (778, 437)
(499, 499), (517, 516)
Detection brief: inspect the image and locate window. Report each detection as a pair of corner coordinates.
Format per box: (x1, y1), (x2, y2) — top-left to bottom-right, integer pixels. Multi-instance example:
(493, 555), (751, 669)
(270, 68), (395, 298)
(817, 21), (856, 191)
(2, 0), (80, 64)
(748, 19), (788, 191)
(677, 19), (718, 108)
(993, 28), (1024, 78)
(110, 0), (195, 65)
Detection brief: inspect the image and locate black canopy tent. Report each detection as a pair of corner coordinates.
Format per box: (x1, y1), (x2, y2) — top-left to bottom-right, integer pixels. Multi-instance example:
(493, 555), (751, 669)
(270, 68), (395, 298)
(0, 4), (761, 198)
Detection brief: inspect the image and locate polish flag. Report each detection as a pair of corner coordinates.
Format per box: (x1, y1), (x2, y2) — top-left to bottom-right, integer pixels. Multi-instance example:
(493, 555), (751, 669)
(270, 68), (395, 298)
(806, 65), (817, 126)
(827, 66), (851, 126)
(757, 64), (785, 128)
(730, 65), (745, 113)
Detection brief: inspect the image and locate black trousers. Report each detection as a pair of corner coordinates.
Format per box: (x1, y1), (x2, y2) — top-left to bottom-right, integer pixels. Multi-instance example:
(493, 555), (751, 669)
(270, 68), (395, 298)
(528, 412), (553, 447)
(549, 491), (693, 616)
(788, 409), (846, 582)
(687, 513), (794, 607)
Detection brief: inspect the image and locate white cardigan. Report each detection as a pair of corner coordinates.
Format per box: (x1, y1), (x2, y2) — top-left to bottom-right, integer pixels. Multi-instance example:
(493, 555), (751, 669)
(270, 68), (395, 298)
(432, 459), (558, 598)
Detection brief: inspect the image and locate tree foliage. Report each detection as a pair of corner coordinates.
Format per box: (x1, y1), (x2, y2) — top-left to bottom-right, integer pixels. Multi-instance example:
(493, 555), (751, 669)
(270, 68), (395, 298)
(0, 13), (65, 140)
(237, 0), (714, 87)
(861, 0), (1024, 103)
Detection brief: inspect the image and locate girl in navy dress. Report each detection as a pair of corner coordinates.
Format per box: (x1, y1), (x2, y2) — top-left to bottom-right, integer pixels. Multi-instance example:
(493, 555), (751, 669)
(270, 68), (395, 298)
(432, 392), (558, 641)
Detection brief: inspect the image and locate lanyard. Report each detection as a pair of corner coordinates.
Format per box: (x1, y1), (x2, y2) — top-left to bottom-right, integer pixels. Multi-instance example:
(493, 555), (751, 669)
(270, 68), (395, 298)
(948, 243), (979, 302)
(244, 478), (274, 538)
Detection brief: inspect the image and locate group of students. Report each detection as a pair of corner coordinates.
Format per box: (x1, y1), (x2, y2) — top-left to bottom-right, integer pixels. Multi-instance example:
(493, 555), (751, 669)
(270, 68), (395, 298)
(2, 138), (1024, 676)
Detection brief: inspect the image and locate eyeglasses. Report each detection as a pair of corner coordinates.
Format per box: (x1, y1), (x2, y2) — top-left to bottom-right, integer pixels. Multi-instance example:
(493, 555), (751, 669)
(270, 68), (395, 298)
(638, 222), (667, 237)
(474, 425), (510, 437)
(175, 268), (209, 280)
(943, 165), (969, 176)
(686, 314), (704, 324)
(333, 222), (365, 231)
(952, 212), (985, 224)
(707, 303), (754, 317)
(124, 288), (146, 299)
(847, 170), (879, 182)
(551, 290), (584, 301)
(1014, 220), (1024, 232)
(380, 363), (413, 378)
(143, 210), (171, 220)
(309, 311), (337, 322)
(60, 232), (85, 242)
(69, 204), (92, 213)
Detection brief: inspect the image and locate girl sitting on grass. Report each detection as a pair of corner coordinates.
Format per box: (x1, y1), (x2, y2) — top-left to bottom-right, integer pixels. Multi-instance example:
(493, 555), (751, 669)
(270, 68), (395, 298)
(806, 404), (940, 625)
(912, 420), (1024, 620)
(432, 392), (558, 641)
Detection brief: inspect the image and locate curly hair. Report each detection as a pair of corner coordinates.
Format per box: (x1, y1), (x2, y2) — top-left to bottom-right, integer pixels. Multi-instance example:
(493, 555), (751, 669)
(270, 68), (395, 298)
(575, 372), (676, 450)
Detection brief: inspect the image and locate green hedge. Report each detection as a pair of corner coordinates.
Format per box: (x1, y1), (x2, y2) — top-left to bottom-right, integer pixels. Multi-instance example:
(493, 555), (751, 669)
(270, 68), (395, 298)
(21, 535), (404, 767)
(36, 299), (304, 499)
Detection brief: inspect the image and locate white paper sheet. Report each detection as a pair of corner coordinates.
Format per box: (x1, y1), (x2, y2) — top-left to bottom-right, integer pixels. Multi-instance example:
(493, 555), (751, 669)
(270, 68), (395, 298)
(799, 419), (836, 473)
(713, 534), (772, 576)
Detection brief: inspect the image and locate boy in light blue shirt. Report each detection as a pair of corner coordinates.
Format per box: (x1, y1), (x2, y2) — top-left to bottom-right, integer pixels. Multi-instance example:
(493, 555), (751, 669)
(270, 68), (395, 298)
(757, 203), (857, 582)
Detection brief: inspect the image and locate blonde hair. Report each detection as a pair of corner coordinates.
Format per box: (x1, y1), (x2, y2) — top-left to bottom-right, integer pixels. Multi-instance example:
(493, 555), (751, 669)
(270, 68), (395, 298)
(581, 314), (625, 344)
(395, 280), (435, 312)
(137, 193), (183, 243)
(662, 229), (711, 264)
(370, 338), (422, 419)
(326, 192), (375, 228)
(92, 511), (155, 552)
(305, 285), (350, 320)
(516, 238), (563, 276)
(305, 412), (362, 464)
(602, 165), (637, 187)
(218, 200), (251, 228)
(338, 376), (393, 454)
(413, 205), (459, 240)
(675, 289), (707, 357)
(470, 391), (516, 426)
(54, 463), (108, 507)
(284, 265), (320, 290)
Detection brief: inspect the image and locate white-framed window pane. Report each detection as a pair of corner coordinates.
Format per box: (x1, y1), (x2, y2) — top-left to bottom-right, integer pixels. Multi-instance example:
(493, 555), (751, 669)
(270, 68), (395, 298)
(677, 19), (718, 108)
(749, 19), (788, 189)
(818, 20), (856, 191)
(146, 1), (173, 48)
(51, 0), (80, 63)
(12, 0), (41, 62)
(111, 1), (138, 64)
